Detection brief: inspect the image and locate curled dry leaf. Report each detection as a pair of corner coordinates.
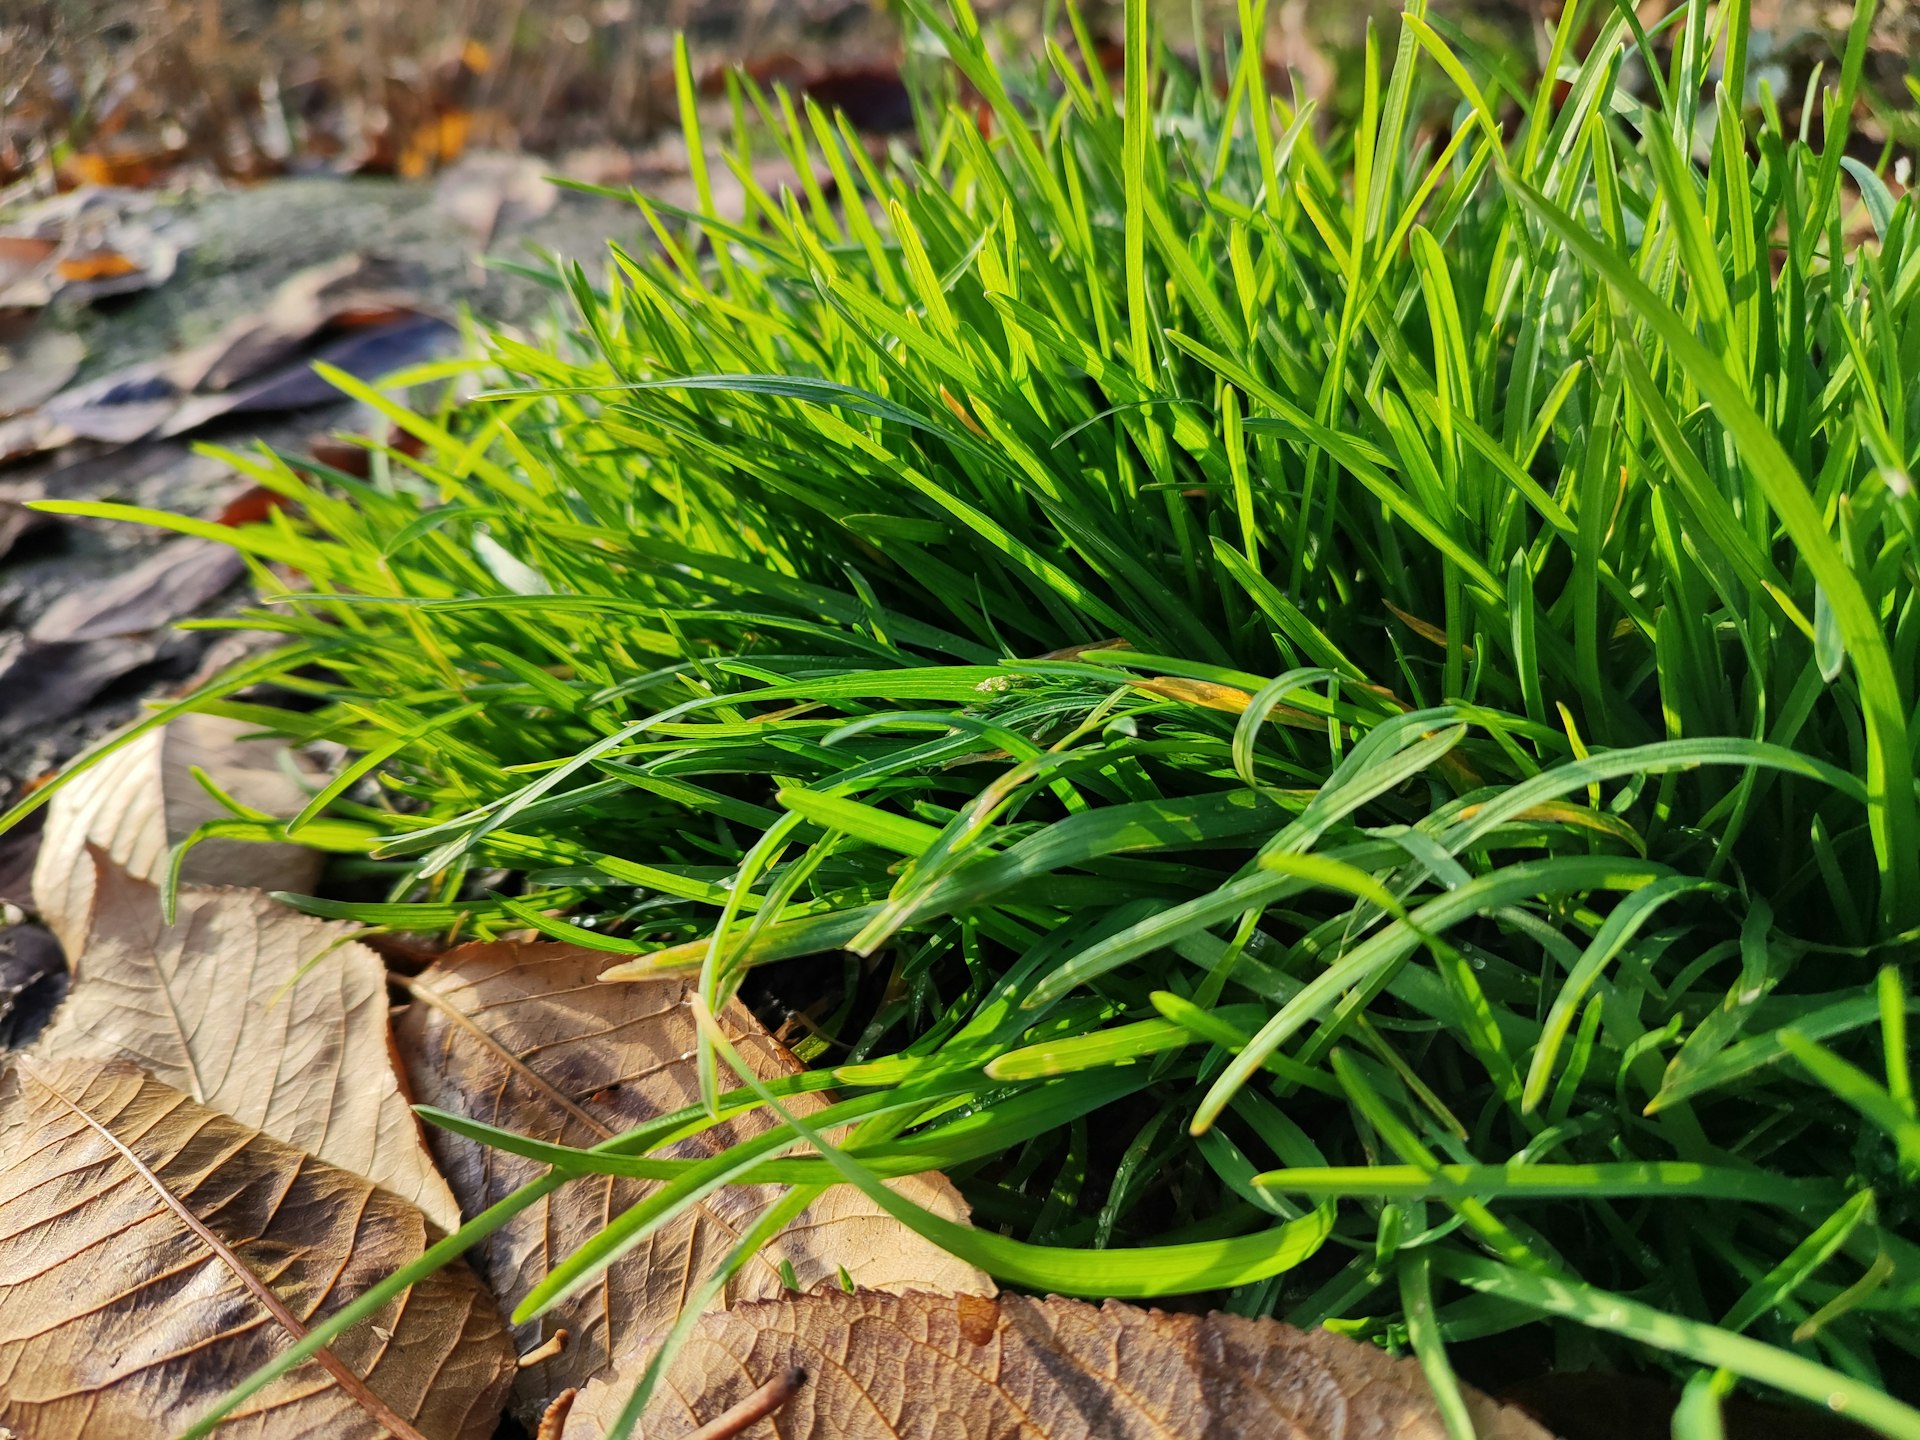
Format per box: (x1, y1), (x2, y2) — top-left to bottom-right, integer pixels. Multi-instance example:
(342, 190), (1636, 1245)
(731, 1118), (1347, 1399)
(159, 311), (458, 438)
(34, 855), (459, 1230)
(28, 535), (243, 644)
(0, 1057), (516, 1439)
(0, 633), (162, 732)
(31, 712), (323, 957)
(561, 1290), (1557, 1440)
(38, 358), (180, 446)
(394, 941), (990, 1416)
(168, 253), (418, 394)
(0, 235), (58, 309)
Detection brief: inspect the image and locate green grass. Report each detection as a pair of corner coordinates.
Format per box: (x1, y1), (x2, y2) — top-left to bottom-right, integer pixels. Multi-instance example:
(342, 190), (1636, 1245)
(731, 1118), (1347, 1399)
(15, 0), (1920, 1433)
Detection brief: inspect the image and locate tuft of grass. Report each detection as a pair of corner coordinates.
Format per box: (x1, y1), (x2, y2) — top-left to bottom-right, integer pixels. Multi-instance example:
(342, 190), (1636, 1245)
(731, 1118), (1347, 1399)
(17, 0), (1920, 1432)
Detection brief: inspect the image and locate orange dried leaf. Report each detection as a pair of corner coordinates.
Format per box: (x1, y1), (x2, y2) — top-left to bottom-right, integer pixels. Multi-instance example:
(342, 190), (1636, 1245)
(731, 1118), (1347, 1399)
(55, 249), (140, 283)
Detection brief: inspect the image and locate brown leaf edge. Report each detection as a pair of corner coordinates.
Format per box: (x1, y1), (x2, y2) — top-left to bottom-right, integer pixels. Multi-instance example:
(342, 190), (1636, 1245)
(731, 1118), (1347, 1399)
(557, 1289), (1559, 1440)
(0, 1057), (514, 1439)
(392, 940), (989, 1415)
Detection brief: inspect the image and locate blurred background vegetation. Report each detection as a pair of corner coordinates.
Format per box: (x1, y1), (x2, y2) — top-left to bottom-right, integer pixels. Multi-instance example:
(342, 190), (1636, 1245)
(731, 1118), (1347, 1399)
(5, 0), (1908, 197)
(3, 1), (1904, 192)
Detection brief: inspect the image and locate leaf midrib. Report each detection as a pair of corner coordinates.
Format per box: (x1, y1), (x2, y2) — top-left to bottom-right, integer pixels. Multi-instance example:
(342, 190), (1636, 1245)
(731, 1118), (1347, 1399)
(33, 1066), (429, 1440)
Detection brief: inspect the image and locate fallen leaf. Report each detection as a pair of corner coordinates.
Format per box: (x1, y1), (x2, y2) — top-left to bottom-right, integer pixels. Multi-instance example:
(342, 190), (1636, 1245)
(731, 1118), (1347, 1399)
(394, 941), (990, 1416)
(59, 142), (182, 190)
(53, 248), (139, 282)
(304, 423), (429, 479)
(51, 231), (180, 305)
(0, 412), (58, 462)
(703, 52), (811, 95)
(0, 193), (190, 313)
(0, 1057), (515, 1438)
(30, 712), (323, 957)
(168, 253), (417, 394)
(559, 1290), (1555, 1439)
(0, 925), (63, 1050)
(0, 236), (56, 284)
(29, 535), (242, 644)
(34, 855), (460, 1230)
(213, 482), (296, 526)
(399, 109), (475, 179)
(39, 359), (180, 445)
(0, 236), (57, 308)
(159, 312), (457, 436)
(798, 63), (915, 135)
(0, 329), (84, 419)
(0, 634), (161, 732)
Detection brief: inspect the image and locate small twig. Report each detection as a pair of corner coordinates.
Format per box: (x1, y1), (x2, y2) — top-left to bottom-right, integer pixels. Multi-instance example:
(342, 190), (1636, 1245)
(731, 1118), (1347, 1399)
(518, 1327), (570, 1368)
(680, 1367), (808, 1440)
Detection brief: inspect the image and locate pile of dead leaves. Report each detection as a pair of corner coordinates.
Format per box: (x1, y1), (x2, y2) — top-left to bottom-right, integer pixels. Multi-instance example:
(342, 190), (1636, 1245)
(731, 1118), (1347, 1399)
(0, 0), (909, 196)
(0, 249), (458, 787)
(0, 242), (452, 469)
(0, 713), (1558, 1439)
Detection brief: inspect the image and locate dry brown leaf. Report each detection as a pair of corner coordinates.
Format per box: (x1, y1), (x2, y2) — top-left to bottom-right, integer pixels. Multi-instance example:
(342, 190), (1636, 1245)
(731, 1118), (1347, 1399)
(0, 634), (163, 732)
(0, 1057), (515, 1439)
(703, 57), (914, 135)
(168, 253), (417, 394)
(0, 811), (42, 910)
(159, 312), (458, 438)
(53, 247), (140, 283)
(29, 535), (243, 644)
(560, 1290), (1556, 1440)
(50, 228), (181, 304)
(33, 856), (459, 1230)
(0, 235), (57, 308)
(30, 712), (324, 957)
(0, 410), (68, 464)
(38, 357), (180, 445)
(59, 144), (182, 190)
(395, 941), (990, 1415)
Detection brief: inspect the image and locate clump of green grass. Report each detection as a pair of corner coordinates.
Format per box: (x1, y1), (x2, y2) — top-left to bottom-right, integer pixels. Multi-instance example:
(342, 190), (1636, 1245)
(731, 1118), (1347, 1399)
(18, 0), (1920, 1433)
